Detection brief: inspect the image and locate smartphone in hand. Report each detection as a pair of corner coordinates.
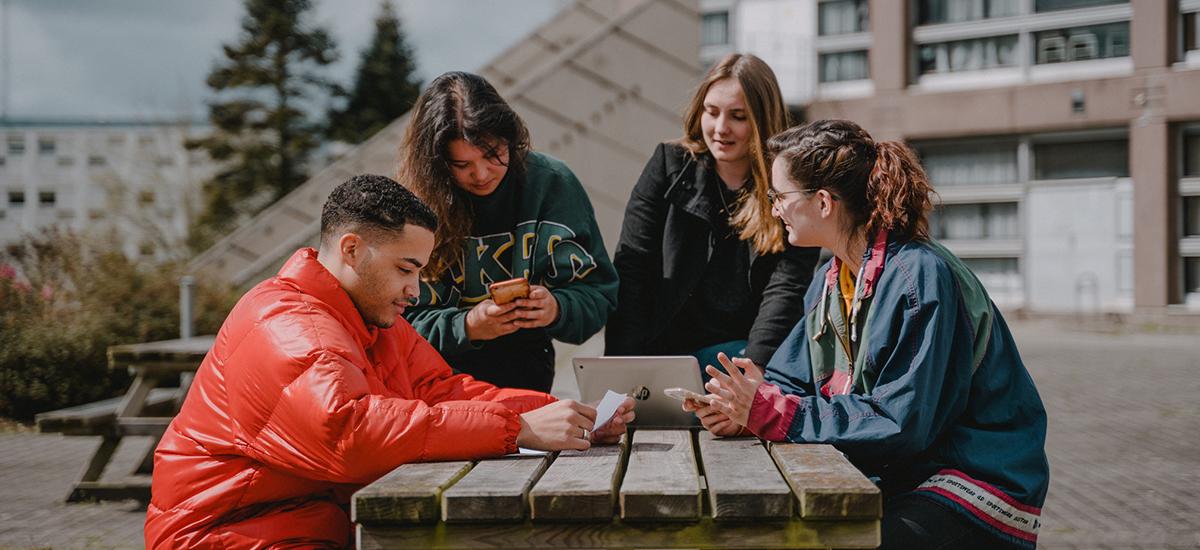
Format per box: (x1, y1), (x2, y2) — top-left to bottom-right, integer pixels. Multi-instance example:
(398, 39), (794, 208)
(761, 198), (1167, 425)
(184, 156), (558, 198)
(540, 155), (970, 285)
(488, 277), (530, 305)
(663, 387), (713, 405)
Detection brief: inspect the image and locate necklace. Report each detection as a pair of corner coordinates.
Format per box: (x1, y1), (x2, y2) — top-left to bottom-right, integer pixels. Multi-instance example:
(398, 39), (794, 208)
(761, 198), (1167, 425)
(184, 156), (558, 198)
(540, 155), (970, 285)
(714, 177), (749, 217)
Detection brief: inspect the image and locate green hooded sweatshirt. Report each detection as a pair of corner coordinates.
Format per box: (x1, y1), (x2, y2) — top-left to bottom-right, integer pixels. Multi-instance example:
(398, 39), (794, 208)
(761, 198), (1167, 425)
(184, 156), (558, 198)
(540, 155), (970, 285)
(403, 152), (618, 391)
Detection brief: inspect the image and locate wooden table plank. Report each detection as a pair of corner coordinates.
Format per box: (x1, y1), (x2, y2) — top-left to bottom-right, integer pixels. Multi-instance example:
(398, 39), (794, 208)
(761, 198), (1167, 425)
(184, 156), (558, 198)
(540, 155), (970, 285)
(770, 444), (881, 520)
(619, 429), (701, 521)
(442, 455), (552, 522)
(358, 517), (881, 549)
(529, 436), (627, 521)
(353, 461), (473, 525)
(107, 336), (213, 373)
(698, 432), (792, 520)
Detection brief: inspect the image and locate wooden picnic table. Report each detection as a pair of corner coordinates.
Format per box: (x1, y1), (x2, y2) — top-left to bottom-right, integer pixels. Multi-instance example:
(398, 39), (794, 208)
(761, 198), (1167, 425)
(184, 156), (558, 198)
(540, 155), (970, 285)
(40, 336), (214, 502)
(353, 430), (881, 549)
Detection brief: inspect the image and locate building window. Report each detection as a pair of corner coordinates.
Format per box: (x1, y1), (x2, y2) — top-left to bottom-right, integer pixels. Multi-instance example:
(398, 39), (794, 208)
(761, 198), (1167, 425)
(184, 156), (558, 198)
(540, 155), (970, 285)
(930, 202), (1020, 240)
(917, 0), (1021, 25)
(1034, 0), (1126, 13)
(702, 11), (730, 47)
(1034, 22), (1130, 64)
(57, 157), (75, 167)
(1185, 257), (1200, 296)
(138, 190), (156, 205)
(820, 50), (870, 82)
(8, 191), (25, 206)
(1185, 197), (1200, 238)
(917, 140), (1019, 186)
(918, 34), (1019, 74)
(38, 192), (56, 207)
(0, 157), (5, 167)
(819, 0), (868, 35)
(88, 155), (106, 167)
(963, 257), (1022, 293)
(1186, 11), (1199, 54)
(38, 138), (56, 156)
(7, 136), (24, 155)
(1033, 138), (1128, 179)
(1186, 129), (1200, 177)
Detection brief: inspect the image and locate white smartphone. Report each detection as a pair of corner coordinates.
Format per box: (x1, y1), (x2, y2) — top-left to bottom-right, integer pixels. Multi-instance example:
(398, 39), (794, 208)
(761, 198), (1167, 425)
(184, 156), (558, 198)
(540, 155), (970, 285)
(663, 387), (713, 405)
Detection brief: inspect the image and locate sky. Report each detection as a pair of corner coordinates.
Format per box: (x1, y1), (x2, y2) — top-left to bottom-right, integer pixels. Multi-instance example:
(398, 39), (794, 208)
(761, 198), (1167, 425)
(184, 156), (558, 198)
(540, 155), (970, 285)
(0, 0), (568, 120)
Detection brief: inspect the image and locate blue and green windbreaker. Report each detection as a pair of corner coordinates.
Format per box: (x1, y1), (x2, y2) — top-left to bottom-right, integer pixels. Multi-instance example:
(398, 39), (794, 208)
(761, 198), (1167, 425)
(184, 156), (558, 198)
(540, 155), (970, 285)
(748, 232), (1049, 549)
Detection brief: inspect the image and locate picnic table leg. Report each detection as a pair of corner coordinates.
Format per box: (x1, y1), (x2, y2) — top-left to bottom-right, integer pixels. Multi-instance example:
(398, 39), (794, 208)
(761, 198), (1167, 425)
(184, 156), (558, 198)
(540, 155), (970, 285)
(66, 434), (119, 502)
(67, 374), (161, 501)
(131, 435), (160, 475)
(116, 374), (158, 418)
(129, 381), (182, 476)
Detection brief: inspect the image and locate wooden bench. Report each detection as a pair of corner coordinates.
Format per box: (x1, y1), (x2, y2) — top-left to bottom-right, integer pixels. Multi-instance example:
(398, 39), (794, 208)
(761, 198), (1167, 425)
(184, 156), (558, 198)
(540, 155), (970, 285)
(38, 336), (214, 503)
(353, 430), (881, 549)
(35, 388), (179, 436)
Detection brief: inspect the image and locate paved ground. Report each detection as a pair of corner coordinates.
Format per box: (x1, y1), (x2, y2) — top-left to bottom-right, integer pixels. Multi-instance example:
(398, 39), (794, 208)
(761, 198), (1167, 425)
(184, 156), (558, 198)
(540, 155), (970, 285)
(1, 319), (1197, 549)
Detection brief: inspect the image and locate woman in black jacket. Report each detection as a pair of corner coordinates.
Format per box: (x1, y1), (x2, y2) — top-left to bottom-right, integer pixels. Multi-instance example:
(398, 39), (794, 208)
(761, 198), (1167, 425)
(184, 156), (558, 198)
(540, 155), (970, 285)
(606, 53), (819, 373)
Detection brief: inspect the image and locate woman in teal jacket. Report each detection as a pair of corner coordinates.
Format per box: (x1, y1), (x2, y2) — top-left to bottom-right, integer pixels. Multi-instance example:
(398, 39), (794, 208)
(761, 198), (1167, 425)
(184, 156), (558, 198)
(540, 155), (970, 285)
(692, 120), (1049, 549)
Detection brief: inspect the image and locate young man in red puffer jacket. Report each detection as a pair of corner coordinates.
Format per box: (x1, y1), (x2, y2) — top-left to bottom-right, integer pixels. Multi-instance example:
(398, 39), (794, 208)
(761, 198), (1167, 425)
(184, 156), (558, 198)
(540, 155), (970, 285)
(145, 175), (634, 549)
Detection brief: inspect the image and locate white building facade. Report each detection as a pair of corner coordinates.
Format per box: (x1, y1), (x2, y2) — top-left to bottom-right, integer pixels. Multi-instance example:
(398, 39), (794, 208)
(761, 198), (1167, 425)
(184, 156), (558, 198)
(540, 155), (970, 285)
(0, 119), (212, 260)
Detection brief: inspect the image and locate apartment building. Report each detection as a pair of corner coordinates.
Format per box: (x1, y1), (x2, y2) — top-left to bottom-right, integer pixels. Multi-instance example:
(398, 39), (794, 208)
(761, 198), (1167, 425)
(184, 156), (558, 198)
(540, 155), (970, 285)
(0, 119), (212, 260)
(702, 0), (1200, 312)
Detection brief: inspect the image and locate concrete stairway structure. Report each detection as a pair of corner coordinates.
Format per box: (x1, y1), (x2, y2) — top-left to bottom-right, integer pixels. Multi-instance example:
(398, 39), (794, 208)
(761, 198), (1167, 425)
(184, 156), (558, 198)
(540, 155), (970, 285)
(188, 0), (702, 287)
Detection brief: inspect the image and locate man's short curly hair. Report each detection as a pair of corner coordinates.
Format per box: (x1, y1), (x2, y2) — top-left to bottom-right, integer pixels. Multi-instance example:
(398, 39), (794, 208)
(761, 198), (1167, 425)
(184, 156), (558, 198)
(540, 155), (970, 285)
(320, 174), (438, 245)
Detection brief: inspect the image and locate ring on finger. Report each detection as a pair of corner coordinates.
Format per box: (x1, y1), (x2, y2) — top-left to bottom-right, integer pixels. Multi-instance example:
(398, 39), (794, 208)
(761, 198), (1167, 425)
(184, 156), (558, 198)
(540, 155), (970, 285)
(581, 428), (590, 440)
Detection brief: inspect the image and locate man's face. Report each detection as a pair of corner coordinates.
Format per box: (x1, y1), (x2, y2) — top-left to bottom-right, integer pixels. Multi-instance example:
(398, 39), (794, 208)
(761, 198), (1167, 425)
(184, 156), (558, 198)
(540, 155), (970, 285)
(345, 225), (435, 329)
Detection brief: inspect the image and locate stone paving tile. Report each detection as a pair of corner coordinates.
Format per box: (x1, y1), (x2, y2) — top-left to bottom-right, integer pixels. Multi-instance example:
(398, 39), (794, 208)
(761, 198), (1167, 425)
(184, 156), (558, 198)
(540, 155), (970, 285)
(1012, 323), (1200, 550)
(0, 434), (152, 549)
(0, 320), (1197, 549)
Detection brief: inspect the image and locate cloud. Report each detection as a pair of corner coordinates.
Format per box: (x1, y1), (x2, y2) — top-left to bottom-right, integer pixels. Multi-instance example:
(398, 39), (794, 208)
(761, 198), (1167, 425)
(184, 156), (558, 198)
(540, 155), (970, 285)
(2, 0), (566, 119)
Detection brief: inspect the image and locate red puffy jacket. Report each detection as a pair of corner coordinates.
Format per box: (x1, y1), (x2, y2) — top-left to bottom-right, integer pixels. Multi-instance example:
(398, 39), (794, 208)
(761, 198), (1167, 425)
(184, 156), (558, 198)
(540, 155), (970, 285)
(144, 248), (555, 548)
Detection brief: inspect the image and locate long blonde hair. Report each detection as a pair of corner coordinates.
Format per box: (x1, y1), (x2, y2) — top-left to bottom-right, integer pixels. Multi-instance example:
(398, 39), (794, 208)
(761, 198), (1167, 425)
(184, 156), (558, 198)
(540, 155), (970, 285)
(679, 53), (790, 255)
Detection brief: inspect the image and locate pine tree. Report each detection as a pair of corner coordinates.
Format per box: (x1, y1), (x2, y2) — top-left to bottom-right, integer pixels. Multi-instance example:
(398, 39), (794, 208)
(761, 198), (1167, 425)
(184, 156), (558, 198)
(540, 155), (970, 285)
(327, 0), (422, 144)
(187, 0), (339, 251)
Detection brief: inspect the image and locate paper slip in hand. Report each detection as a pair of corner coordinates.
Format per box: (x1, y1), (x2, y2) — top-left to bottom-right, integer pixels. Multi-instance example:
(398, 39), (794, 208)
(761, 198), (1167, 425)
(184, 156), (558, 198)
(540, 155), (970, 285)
(592, 389), (627, 431)
(508, 447), (548, 457)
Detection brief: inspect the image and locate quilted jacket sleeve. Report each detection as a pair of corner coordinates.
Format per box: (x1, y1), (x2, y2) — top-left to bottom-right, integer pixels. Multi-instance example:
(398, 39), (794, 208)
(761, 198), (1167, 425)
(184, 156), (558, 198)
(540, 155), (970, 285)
(399, 322), (557, 413)
(230, 319), (552, 486)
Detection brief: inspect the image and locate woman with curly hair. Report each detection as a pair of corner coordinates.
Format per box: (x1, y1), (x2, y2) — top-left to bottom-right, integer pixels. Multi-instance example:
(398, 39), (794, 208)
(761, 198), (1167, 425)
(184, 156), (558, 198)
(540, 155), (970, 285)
(396, 71), (617, 393)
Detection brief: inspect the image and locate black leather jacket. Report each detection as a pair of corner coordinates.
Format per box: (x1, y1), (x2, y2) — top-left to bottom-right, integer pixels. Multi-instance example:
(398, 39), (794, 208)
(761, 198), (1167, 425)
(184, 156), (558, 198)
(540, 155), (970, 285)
(605, 142), (820, 366)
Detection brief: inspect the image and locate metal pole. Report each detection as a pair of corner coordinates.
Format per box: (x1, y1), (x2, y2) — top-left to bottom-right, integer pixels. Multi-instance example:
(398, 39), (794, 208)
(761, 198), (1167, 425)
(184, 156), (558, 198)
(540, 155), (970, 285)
(179, 275), (195, 340)
(1, 0), (10, 120)
(178, 275), (196, 395)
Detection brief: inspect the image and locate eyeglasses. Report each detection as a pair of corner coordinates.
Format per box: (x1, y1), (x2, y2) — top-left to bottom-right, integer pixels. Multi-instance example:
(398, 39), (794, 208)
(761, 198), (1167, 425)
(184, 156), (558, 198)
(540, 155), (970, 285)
(766, 189), (809, 204)
(767, 188), (836, 204)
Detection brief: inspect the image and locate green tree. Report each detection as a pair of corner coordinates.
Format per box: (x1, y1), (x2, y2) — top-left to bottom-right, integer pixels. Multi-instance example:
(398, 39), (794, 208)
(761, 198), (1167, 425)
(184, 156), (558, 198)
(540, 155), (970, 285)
(188, 0), (339, 251)
(327, 0), (422, 144)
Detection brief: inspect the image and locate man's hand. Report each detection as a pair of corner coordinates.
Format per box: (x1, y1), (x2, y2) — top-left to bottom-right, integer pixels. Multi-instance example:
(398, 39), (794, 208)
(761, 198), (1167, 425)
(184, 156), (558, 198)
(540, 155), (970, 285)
(512, 285), (559, 329)
(682, 397), (746, 437)
(464, 299), (521, 342)
(589, 396), (636, 444)
(516, 400), (597, 451)
(703, 353), (764, 427)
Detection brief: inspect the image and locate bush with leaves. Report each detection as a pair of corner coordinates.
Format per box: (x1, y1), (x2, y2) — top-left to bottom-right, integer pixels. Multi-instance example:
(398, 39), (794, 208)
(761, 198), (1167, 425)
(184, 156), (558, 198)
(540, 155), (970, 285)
(0, 228), (238, 421)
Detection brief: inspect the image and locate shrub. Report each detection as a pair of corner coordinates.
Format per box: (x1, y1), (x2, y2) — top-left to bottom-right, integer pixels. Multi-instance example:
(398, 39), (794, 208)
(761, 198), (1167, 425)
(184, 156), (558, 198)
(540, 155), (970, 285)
(0, 228), (238, 421)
